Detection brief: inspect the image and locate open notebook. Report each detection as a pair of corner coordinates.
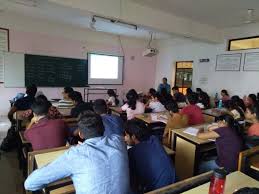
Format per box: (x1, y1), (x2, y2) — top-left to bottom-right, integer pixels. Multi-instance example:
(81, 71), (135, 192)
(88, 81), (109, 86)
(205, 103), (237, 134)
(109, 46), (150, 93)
(183, 127), (200, 136)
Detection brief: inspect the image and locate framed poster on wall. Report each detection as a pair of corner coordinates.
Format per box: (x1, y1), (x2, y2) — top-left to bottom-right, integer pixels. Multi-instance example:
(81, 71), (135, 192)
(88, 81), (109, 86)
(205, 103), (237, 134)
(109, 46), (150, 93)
(244, 52), (259, 71)
(216, 53), (242, 71)
(0, 28), (9, 52)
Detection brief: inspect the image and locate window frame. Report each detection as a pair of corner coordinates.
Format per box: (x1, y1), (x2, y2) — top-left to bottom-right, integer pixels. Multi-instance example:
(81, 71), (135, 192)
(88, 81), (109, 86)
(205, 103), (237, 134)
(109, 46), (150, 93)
(228, 35), (259, 51)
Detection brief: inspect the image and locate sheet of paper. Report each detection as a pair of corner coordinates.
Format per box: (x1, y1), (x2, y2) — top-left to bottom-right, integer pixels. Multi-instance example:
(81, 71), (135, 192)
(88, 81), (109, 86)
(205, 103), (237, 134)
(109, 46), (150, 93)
(183, 127), (200, 136)
(150, 113), (168, 124)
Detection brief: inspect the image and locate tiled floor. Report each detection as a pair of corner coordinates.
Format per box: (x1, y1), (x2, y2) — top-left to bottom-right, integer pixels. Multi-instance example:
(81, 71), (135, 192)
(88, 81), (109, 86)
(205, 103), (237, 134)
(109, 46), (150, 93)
(0, 117), (24, 194)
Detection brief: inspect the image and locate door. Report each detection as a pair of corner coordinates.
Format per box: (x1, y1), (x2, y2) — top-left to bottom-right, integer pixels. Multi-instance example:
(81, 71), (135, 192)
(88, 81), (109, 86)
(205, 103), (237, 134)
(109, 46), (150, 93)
(175, 61), (193, 95)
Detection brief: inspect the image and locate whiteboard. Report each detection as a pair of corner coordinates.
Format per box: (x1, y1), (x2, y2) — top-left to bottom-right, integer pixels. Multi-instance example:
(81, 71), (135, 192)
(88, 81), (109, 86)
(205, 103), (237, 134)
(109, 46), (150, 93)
(244, 52), (259, 71)
(216, 53), (242, 71)
(4, 52), (25, 87)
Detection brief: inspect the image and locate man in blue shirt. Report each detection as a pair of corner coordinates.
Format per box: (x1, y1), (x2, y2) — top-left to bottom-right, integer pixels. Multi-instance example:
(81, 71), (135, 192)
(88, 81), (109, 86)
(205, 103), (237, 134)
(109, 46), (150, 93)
(125, 119), (176, 193)
(24, 111), (130, 194)
(93, 99), (124, 136)
(157, 77), (171, 95)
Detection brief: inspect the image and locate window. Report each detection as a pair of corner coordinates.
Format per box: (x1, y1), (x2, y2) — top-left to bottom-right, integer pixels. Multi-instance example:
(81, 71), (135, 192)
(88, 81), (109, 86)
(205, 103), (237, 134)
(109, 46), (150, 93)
(228, 36), (259, 51)
(174, 61), (193, 95)
(88, 53), (124, 85)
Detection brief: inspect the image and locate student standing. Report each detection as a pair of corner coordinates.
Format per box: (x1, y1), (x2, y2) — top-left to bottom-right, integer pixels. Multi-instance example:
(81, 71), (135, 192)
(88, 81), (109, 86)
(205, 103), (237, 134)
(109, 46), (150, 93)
(221, 89), (230, 104)
(197, 115), (243, 173)
(121, 89), (145, 120)
(125, 119), (176, 193)
(157, 77), (171, 95)
(24, 111), (130, 194)
(181, 93), (204, 125)
(93, 99), (124, 136)
(24, 99), (68, 151)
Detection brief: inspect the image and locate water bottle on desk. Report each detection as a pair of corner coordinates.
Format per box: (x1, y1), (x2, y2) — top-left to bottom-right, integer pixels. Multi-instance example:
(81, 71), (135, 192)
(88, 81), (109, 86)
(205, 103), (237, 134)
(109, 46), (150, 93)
(209, 168), (227, 194)
(218, 99), (223, 109)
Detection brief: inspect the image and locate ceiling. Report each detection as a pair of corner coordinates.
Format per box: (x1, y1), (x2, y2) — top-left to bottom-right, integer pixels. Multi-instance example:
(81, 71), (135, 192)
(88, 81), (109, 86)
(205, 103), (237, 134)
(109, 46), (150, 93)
(131, 0), (259, 28)
(0, 0), (172, 40)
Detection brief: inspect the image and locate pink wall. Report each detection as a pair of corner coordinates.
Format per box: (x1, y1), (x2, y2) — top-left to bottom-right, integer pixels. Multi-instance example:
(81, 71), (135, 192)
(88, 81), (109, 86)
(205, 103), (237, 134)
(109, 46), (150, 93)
(0, 30), (156, 115)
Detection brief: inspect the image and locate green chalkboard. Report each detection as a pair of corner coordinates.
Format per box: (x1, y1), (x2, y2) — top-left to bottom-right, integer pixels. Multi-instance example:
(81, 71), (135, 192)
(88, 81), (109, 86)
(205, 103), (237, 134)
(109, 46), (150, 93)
(25, 54), (88, 87)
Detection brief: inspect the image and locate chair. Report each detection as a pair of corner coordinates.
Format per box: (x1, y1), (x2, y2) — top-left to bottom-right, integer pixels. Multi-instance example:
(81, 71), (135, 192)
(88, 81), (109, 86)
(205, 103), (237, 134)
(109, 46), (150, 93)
(238, 145), (259, 180)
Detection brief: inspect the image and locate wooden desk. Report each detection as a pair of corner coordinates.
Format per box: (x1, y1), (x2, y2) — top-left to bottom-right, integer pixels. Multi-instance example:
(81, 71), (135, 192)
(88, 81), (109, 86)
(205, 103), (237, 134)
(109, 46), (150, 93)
(202, 108), (225, 118)
(135, 112), (168, 124)
(109, 106), (124, 114)
(183, 171), (259, 194)
(171, 124), (216, 180)
(250, 155), (259, 171)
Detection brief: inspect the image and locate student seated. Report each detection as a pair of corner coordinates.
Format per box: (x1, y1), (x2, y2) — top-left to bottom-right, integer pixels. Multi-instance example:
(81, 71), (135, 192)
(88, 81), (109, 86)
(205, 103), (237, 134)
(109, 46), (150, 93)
(196, 88), (210, 109)
(159, 88), (174, 105)
(246, 94), (258, 108)
(69, 91), (93, 118)
(125, 119), (176, 193)
(93, 99), (124, 136)
(181, 93), (204, 125)
(197, 115), (243, 173)
(157, 77), (171, 95)
(8, 84), (37, 123)
(61, 86), (74, 101)
(225, 100), (245, 121)
(24, 111), (129, 194)
(24, 99), (68, 151)
(245, 105), (259, 136)
(121, 89), (145, 120)
(186, 88), (193, 96)
(163, 102), (188, 144)
(22, 95), (63, 120)
(172, 86), (186, 103)
(147, 92), (166, 113)
(107, 89), (119, 106)
(221, 89), (230, 104)
(231, 95), (246, 112)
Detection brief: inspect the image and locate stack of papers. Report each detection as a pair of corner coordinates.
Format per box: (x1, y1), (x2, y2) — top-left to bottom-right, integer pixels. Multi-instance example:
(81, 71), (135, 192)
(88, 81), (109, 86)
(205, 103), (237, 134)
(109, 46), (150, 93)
(150, 113), (168, 124)
(183, 127), (200, 136)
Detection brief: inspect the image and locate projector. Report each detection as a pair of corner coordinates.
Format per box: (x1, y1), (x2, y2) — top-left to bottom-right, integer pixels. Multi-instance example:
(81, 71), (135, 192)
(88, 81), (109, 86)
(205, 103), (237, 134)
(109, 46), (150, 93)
(142, 48), (158, 57)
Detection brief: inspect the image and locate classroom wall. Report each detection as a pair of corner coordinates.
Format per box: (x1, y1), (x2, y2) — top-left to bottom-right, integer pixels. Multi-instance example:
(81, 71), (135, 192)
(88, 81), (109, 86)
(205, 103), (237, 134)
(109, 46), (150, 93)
(0, 14), (157, 116)
(155, 22), (259, 98)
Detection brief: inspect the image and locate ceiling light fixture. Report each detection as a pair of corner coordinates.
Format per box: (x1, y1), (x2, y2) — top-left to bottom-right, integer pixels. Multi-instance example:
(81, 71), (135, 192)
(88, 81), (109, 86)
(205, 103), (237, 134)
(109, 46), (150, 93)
(91, 15), (138, 31)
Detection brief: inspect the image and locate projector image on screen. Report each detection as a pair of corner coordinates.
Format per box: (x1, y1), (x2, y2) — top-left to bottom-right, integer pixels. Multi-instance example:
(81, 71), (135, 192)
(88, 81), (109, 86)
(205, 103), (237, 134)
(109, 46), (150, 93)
(88, 53), (124, 85)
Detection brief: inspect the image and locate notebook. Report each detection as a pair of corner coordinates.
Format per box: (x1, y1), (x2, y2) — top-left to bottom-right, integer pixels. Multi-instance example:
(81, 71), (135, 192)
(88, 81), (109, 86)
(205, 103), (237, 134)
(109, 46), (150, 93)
(183, 127), (200, 136)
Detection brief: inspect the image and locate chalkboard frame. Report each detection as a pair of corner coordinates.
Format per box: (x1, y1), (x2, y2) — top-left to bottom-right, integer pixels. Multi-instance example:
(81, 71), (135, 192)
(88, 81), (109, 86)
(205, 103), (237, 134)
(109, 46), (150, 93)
(243, 52), (259, 71)
(25, 54), (88, 87)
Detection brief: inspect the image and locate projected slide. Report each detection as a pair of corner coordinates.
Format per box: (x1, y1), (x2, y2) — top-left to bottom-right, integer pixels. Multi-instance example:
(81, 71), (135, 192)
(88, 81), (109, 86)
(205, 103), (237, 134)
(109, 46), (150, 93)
(88, 53), (123, 85)
(90, 55), (118, 79)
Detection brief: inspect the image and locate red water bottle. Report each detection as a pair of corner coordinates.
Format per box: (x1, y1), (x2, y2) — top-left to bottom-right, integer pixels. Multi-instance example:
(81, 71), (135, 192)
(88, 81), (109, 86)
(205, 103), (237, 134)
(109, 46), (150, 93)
(209, 168), (227, 194)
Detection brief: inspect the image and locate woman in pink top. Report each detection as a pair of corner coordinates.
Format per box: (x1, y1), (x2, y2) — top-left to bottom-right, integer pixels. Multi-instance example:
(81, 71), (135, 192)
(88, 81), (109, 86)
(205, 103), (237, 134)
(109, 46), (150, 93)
(221, 89), (230, 102)
(121, 89), (145, 120)
(245, 105), (259, 136)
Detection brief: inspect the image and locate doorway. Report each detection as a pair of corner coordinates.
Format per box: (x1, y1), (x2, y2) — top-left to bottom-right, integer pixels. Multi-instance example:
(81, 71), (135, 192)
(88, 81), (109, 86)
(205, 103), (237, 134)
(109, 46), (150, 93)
(174, 61), (193, 95)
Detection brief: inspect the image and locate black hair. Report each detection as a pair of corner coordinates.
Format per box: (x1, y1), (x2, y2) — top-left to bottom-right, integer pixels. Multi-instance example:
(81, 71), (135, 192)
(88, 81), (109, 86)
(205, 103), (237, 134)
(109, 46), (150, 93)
(221, 89), (229, 96)
(225, 100), (245, 119)
(26, 84), (37, 97)
(63, 87), (74, 94)
(150, 92), (160, 99)
(149, 88), (157, 96)
(107, 89), (119, 105)
(125, 119), (150, 142)
(247, 105), (259, 121)
(248, 94), (257, 105)
(172, 86), (179, 91)
(31, 98), (50, 116)
(78, 111), (104, 139)
(187, 92), (198, 105)
(196, 88), (202, 93)
(186, 88), (193, 95)
(165, 102), (179, 113)
(93, 99), (107, 114)
(257, 93), (259, 101)
(162, 77), (167, 82)
(231, 95), (246, 112)
(36, 95), (51, 108)
(126, 89), (138, 110)
(69, 91), (83, 103)
(233, 187), (259, 194)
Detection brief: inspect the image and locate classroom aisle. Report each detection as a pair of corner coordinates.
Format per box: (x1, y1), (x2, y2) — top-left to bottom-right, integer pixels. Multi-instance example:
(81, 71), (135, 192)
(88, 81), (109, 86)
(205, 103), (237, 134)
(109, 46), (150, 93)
(0, 117), (24, 194)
